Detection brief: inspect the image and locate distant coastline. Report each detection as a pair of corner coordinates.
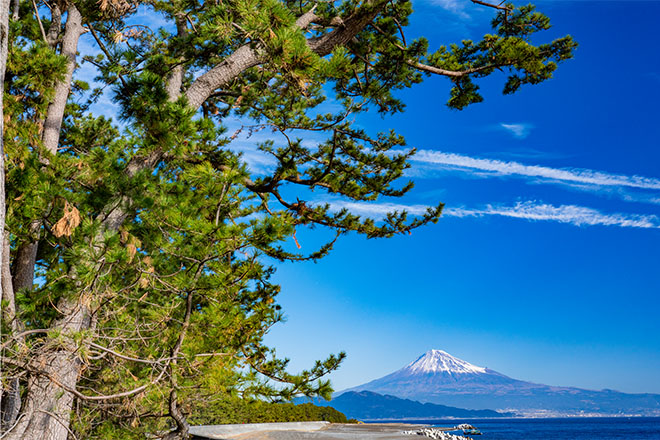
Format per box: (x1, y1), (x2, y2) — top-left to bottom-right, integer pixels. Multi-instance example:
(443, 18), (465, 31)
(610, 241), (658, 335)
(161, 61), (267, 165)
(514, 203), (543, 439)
(360, 415), (660, 423)
(337, 350), (660, 418)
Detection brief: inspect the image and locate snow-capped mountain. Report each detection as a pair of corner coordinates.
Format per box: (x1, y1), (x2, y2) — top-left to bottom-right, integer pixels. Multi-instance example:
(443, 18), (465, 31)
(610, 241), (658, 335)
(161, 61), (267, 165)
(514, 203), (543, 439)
(340, 350), (660, 416)
(405, 350), (487, 375)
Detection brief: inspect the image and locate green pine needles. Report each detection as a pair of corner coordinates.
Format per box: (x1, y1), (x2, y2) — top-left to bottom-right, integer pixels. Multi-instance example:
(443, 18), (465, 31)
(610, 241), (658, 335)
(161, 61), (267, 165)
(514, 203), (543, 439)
(0, 0), (575, 438)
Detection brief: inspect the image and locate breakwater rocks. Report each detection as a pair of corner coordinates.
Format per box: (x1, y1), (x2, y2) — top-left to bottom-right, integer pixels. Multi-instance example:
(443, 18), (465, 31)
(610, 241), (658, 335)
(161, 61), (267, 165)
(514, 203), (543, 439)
(402, 428), (470, 440)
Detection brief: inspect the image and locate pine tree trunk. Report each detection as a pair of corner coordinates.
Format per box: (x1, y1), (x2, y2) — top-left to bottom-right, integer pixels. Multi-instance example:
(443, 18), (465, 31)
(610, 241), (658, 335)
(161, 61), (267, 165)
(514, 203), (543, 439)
(10, 236), (38, 292)
(0, 6), (90, 439)
(1, 0), (12, 430)
(10, 0), (17, 21)
(0, 0), (9, 305)
(1, 233), (22, 431)
(42, 4), (83, 155)
(3, 205), (132, 440)
(3, 298), (91, 440)
(10, 3), (83, 296)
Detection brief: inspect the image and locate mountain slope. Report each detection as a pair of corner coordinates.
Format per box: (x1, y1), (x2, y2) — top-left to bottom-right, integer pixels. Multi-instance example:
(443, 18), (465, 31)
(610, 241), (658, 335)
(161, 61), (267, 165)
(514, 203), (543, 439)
(340, 350), (660, 416)
(301, 391), (513, 420)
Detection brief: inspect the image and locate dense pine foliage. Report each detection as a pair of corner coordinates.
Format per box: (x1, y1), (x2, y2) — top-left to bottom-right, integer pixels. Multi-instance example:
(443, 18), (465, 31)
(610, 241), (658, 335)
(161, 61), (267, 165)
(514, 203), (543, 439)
(0, 0), (574, 438)
(191, 399), (353, 425)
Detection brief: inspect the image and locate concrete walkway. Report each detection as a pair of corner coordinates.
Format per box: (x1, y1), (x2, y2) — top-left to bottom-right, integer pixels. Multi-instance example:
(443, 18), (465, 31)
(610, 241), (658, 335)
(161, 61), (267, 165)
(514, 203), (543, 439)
(189, 422), (428, 440)
(189, 422), (331, 439)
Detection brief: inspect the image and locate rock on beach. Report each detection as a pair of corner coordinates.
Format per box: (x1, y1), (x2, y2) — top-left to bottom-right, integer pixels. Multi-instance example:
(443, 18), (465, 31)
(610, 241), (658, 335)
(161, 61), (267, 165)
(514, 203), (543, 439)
(402, 428), (472, 440)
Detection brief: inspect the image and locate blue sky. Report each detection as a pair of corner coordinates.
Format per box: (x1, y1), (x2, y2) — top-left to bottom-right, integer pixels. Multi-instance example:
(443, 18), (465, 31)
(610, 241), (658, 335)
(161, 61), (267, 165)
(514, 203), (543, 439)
(72, 0), (660, 395)
(259, 0), (660, 395)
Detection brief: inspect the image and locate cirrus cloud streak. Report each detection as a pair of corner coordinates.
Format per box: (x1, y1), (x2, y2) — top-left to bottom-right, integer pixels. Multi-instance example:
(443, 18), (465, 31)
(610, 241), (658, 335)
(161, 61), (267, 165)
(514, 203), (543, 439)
(410, 150), (660, 191)
(325, 200), (660, 230)
(445, 201), (660, 229)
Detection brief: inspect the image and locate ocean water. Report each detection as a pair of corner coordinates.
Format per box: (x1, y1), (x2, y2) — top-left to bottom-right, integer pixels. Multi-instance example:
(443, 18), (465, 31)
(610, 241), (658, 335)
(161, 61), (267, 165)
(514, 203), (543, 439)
(371, 418), (660, 440)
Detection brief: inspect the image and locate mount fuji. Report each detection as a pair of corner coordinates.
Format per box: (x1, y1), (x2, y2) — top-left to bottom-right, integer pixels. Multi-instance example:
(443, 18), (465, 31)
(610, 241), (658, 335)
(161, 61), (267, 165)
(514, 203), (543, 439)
(339, 350), (660, 416)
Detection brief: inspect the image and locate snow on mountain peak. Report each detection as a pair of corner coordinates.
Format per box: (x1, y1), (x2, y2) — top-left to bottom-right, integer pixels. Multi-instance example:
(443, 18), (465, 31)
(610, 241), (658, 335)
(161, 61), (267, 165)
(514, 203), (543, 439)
(405, 349), (487, 375)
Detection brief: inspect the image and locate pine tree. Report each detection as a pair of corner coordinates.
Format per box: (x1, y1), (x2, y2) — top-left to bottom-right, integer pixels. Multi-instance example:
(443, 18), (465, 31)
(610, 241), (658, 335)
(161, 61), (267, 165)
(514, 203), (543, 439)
(0, 0), (9, 356)
(0, 0), (575, 438)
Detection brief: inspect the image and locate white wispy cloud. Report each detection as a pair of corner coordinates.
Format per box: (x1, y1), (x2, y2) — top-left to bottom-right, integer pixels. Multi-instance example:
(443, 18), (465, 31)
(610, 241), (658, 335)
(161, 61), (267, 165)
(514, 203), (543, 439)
(427, 0), (471, 18)
(445, 202), (660, 229)
(232, 144), (279, 175)
(409, 150), (660, 191)
(500, 123), (534, 139)
(320, 200), (660, 230)
(129, 5), (173, 31)
(485, 148), (570, 162)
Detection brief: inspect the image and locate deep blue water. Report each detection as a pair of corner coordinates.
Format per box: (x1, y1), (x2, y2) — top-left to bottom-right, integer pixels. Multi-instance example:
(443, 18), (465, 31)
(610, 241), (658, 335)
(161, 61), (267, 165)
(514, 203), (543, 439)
(369, 418), (660, 440)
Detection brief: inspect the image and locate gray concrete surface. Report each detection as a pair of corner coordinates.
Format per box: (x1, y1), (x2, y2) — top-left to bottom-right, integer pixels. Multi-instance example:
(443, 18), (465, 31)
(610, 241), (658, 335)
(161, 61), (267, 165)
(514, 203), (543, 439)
(189, 422), (331, 439)
(189, 422), (429, 440)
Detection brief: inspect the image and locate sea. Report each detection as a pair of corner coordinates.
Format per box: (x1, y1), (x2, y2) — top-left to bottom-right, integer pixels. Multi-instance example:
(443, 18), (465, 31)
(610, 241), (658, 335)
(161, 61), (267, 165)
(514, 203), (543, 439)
(369, 417), (660, 440)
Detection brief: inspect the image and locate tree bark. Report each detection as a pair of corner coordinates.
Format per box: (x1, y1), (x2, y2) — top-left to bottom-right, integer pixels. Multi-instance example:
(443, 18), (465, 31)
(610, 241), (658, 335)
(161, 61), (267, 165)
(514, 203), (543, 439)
(0, 0), (9, 272)
(165, 15), (187, 102)
(185, 2), (387, 110)
(0, 6), (90, 440)
(1, 234), (18, 330)
(10, 0), (17, 21)
(3, 298), (91, 440)
(0, 0), (11, 429)
(184, 8), (320, 109)
(45, 5), (61, 49)
(42, 4), (83, 155)
(1, 233), (22, 431)
(10, 1), (82, 303)
(11, 234), (37, 293)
